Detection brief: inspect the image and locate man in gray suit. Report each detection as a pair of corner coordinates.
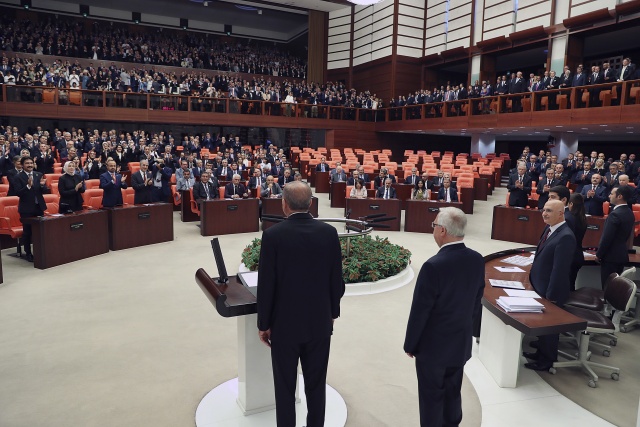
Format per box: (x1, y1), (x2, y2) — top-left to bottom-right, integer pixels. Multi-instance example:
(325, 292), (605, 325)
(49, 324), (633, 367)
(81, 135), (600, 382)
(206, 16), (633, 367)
(330, 165), (347, 183)
(260, 175), (283, 198)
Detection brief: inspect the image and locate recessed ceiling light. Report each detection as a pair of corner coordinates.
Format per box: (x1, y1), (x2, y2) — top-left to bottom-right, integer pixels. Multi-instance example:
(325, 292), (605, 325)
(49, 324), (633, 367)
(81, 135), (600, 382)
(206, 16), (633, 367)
(567, 131), (573, 133)
(535, 132), (540, 134)
(605, 129), (612, 132)
(556, 126), (563, 128)
(581, 128), (588, 130)
(600, 124), (608, 127)
(544, 129), (550, 131)
(520, 127), (525, 129)
(628, 132), (634, 134)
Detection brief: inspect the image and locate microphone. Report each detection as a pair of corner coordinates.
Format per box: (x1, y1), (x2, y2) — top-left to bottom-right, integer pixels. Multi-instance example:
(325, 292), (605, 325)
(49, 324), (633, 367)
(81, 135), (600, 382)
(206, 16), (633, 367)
(370, 216), (396, 223)
(346, 225), (362, 233)
(363, 213), (386, 220)
(370, 223), (391, 229)
(346, 209), (352, 219)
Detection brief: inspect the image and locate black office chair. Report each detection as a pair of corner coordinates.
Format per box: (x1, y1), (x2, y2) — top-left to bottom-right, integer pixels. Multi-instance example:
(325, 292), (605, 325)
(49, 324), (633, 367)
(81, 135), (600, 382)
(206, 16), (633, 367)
(550, 274), (637, 387)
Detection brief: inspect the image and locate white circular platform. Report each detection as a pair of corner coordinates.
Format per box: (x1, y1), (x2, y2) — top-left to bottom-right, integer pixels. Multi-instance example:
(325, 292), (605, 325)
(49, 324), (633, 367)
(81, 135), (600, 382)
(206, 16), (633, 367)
(195, 375), (347, 427)
(238, 263), (414, 297)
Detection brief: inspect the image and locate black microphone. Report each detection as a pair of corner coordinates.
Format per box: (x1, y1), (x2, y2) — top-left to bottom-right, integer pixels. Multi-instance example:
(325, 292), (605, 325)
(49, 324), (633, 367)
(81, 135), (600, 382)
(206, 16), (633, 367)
(346, 209), (352, 219)
(370, 223), (391, 229)
(370, 216), (396, 223)
(346, 225), (362, 233)
(363, 213), (386, 220)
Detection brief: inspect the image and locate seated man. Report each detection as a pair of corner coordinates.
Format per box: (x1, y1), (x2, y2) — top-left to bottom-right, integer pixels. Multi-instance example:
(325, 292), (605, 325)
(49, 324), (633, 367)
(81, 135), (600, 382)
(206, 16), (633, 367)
(356, 165), (370, 184)
(404, 168), (420, 185)
(375, 178), (397, 199)
(330, 166), (347, 183)
(293, 172), (303, 182)
(261, 175), (283, 198)
(438, 178), (459, 202)
(278, 168), (294, 187)
(346, 170), (361, 186)
(176, 168), (195, 191)
(192, 171), (219, 204)
(216, 159), (233, 181)
(248, 168), (264, 189)
(224, 174), (249, 199)
(431, 170), (445, 187)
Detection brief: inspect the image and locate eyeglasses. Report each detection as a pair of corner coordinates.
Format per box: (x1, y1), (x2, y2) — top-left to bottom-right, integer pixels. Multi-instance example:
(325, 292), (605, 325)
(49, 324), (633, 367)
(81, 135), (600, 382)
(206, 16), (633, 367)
(431, 222), (443, 229)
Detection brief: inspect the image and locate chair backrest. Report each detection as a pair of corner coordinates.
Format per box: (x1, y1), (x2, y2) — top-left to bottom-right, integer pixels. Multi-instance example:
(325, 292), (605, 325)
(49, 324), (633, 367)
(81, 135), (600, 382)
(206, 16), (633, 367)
(45, 173), (63, 188)
(604, 274), (637, 312)
(85, 179), (101, 190)
(50, 182), (59, 196)
(3, 205), (23, 229)
(122, 187), (135, 205)
(189, 188), (200, 216)
(0, 184), (8, 197)
(219, 187), (225, 199)
(82, 189), (104, 209)
(346, 185), (354, 198)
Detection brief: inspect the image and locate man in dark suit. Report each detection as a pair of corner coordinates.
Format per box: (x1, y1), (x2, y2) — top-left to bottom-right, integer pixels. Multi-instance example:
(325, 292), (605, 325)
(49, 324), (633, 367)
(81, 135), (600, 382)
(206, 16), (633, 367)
(617, 58), (636, 82)
(546, 70), (562, 109)
(603, 163), (621, 190)
(374, 168), (397, 189)
(509, 71), (527, 112)
(260, 175), (283, 198)
(216, 159), (233, 181)
(35, 142), (54, 174)
(99, 159), (127, 207)
(330, 166), (347, 183)
(596, 185), (635, 289)
(14, 157), (50, 262)
(404, 168), (420, 186)
(131, 159), (154, 204)
(549, 186), (585, 290)
(526, 155), (541, 183)
(525, 200), (576, 371)
(572, 161), (593, 193)
(5, 155), (23, 196)
(431, 170), (445, 188)
(151, 159), (173, 203)
(507, 164), (532, 207)
(404, 207), (484, 427)
(438, 179), (458, 202)
(248, 168), (264, 190)
(224, 174), (248, 199)
(536, 169), (559, 209)
(278, 169), (295, 187)
(315, 157), (329, 173)
(356, 165), (370, 184)
(376, 178), (397, 199)
(192, 171), (219, 203)
(581, 174), (608, 216)
(257, 182), (344, 427)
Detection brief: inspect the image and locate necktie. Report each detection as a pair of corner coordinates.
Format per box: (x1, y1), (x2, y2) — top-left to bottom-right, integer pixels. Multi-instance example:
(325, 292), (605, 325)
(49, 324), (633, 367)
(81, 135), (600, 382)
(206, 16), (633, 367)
(593, 185), (596, 191)
(548, 179), (551, 186)
(204, 184), (210, 200)
(384, 188), (388, 199)
(222, 168), (226, 176)
(537, 227), (551, 253)
(111, 172), (116, 183)
(519, 175), (523, 183)
(446, 188), (450, 203)
(234, 185), (237, 195)
(321, 164), (325, 172)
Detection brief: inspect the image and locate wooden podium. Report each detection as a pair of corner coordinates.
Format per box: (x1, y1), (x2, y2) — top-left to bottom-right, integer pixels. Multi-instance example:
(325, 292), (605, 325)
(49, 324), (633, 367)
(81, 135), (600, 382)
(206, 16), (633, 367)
(345, 198), (401, 231)
(180, 190), (199, 222)
(404, 200), (463, 233)
(315, 171), (330, 193)
(330, 182), (347, 208)
(200, 199), (260, 236)
(106, 203), (174, 250)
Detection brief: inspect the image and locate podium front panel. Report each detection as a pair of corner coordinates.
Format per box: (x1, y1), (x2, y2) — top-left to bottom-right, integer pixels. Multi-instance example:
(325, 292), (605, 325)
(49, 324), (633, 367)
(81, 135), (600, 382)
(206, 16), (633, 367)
(330, 182), (347, 208)
(107, 203), (174, 250)
(491, 205), (545, 245)
(315, 171), (330, 193)
(180, 190), (199, 222)
(201, 199), (260, 236)
(392, 184), (414, 210)
(405, 200), (463, 233)
(27, 210), (109, 269)
(345, 198), (401, 231)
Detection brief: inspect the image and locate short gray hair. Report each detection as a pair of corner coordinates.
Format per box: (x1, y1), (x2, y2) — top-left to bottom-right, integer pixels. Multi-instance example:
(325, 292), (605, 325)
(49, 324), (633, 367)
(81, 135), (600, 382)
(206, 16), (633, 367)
(283, 181), (312, 211)
(437, 207), (466, 237)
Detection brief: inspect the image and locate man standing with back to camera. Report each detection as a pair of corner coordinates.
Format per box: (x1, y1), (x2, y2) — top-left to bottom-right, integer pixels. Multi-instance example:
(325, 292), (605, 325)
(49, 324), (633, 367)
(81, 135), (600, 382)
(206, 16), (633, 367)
(257, 181), (345, 427)
(404, 207), (485, 427)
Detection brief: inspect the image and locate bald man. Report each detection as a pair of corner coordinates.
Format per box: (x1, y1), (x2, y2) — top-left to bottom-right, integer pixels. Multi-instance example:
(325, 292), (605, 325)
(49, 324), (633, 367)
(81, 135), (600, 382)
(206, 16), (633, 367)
(524, 200), (576, 371)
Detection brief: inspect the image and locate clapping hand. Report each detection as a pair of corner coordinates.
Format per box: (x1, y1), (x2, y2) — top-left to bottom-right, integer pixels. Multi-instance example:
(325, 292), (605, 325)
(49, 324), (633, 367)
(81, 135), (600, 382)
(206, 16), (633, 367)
(40, 176), (46, 186)
(27, 174), (33, 187)
(75, 181), (83, 191)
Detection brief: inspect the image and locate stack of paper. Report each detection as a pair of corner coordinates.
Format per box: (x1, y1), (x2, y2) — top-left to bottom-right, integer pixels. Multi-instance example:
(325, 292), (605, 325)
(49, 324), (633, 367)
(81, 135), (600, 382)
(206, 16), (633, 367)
(489, 279), (525, 290)
(501, 255), (535, 266)
(496, 296), (545, 313)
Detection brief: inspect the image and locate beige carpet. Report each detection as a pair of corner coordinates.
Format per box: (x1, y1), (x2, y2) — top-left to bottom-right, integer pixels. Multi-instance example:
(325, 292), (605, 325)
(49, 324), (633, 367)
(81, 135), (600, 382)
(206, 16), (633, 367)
(0, 192), (500, 427)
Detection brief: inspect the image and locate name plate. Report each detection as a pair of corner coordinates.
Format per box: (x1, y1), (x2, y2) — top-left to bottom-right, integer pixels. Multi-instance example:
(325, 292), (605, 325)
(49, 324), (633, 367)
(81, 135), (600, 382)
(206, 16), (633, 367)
(368, 205), (380, 210)
(587, 224), (600, 230)
(138, 212), (151, 220)
(70, 222), (84, 231)
(517, 215), (529, 221)
(227, 205), (239, 211)
(428, 207), (440, 213)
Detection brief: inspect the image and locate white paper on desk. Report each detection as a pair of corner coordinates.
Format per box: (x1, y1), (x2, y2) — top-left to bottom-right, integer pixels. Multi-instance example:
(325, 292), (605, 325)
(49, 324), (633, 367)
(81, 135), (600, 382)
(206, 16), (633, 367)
(504, 289), (541, 298)
(489, 279), (525, 289)
(238, 271), (259, 288)
(494, 266), (526, 273)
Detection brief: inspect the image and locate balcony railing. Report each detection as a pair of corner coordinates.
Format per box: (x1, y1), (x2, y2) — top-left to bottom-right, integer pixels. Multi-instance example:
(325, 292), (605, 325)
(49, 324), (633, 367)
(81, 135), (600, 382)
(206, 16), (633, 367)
(1, 79), (639, 123)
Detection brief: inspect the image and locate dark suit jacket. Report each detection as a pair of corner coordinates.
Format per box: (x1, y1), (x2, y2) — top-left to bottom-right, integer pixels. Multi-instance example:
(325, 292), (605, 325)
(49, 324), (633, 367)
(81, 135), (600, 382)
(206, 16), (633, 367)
(581, 185), (608, 216)
(131, 170), (153, 204)
(260, 182), (282, 197)
(564, 209), (586, 266)
(315, 163), (329, 173)
(216, 167), (233, 181)
(58, 173), (85, 211)
(151, 164), (173, 198)
(375, 186), (397, 199)
(509, 78), (526, 94)
(404, 174), (420, 185)
(572, 170), (593, 193)
(278, 175), (294, 187)
(530, 223), (576, 305)
(6, 168), (21, 196)
(604, 172), (620, 189)
(437, 186), (458, 202)
(257, 212), (344, 341)
(192, 180), (218, 201)
(536, 178), (560, 209)
(374, 175), (397, 189)
(224, 182), (247, 199)
(404, 243), (484, 365)
(99, 171), (127, 207)
(507, 174), (532, 207)
(248, 176), (265, 189)
(35, 153), (55, 174)
(572, 73), (587, 87)
(14, 171), (50, 215)
(431, 176), (445, 188)
(596, 205), (635, 264)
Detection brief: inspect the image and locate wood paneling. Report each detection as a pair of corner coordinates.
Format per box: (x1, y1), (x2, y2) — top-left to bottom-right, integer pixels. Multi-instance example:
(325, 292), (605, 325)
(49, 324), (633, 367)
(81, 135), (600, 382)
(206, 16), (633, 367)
(395, 56), (422, 98)
(309, 10), (329, 83)
(351, 57), (394, 101)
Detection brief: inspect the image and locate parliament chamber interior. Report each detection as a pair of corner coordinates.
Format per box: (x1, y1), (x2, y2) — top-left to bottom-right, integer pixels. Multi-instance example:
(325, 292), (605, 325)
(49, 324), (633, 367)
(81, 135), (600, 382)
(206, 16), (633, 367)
(1, 0), (640, 426)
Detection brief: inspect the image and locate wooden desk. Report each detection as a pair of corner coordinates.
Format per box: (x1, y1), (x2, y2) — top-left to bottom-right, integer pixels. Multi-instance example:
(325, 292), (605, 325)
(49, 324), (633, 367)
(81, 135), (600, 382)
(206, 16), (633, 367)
(480, 173), (495, 195)
(345, 198), (401, 231)
(404, 200), (464, 233)
(330, 182), (346, 208)
(479, 248), (587, 387)
(180, 190), (199, 222)
(460, 187), (474, 214)
(491, 205), (606, 248)
(315, 171), (330, 193)
(474, 177), (489, 201)
(261, 197), (319, 231)
(200, 199), (259, 236)
(107, 203), (174, 250)
(24, 210), (109, 269)
(392, 183), (414, 209)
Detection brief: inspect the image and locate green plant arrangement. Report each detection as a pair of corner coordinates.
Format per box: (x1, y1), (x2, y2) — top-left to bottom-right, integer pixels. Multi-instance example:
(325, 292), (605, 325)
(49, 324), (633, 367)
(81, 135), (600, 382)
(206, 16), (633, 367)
(241, 235), (411, 284)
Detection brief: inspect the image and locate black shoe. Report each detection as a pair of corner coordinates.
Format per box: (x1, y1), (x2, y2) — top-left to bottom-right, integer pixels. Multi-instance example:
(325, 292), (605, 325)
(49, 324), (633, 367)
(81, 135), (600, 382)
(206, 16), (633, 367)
(25, 254), (34, 262)
(524, 362), (552, 371)
(523, 351), (539, 360)
(529, 340), (539, 349)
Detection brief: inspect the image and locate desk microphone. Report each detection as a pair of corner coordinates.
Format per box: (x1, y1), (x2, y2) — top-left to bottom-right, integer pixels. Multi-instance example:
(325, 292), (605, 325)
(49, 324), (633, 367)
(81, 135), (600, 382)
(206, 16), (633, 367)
(370, 216), (396, 223)
(363, 213), (386, 220)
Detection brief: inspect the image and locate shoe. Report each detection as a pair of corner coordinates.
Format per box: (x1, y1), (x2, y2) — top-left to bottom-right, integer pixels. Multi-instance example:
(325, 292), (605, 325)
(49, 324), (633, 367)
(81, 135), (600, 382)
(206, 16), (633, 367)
(25, 254), (34, 262)
(522, 352), (539, 360)
(529, 340), (539, 349)
(524, 362), (552, 371)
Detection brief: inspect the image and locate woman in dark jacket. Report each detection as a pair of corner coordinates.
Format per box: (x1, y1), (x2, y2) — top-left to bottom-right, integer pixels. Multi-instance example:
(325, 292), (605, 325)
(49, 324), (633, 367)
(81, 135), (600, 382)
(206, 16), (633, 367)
(569, 192), (588, 291)
(58, 161), (85, 212)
